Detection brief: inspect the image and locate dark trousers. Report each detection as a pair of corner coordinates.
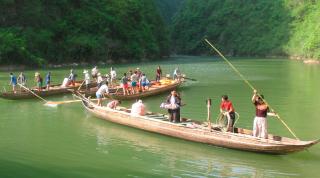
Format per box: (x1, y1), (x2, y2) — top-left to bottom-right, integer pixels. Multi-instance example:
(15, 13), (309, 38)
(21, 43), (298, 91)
(168, 108), (180, 123)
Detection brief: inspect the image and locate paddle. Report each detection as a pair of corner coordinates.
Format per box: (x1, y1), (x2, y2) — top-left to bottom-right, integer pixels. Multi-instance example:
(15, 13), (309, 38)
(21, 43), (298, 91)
(182, 76), (197, 81)
(17, 83), (48, 103)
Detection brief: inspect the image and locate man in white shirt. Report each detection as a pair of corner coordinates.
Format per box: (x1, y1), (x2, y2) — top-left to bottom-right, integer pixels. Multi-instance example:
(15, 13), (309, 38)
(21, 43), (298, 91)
(83, 70), (90, 90)
(96, 82), (109, 106)
(110, 67), (117, 87)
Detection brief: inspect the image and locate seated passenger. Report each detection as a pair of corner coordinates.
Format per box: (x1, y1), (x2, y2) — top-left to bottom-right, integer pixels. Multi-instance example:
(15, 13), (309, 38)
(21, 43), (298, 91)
(131, 100), (145, 116)
(107, 100), (121, 109)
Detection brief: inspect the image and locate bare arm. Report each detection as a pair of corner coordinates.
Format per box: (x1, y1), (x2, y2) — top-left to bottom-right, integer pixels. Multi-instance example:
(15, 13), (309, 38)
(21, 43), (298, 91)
(251, 89), (257, 103)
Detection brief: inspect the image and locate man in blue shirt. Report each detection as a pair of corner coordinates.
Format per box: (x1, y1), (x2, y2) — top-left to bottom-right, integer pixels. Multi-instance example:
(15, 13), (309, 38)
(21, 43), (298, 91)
(9, 73), (17, 92)
(45, 72), (51, 90)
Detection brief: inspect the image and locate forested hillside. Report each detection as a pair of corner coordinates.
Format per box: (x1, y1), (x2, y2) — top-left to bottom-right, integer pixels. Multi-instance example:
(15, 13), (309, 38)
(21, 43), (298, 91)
(0, 0), (169, 66)
(153, 0), (185, 24)
(172, 0), (320, 60)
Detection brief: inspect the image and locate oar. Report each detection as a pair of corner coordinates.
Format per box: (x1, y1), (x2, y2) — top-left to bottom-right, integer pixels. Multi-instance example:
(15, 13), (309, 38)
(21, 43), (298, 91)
(182, 77), (197, 81)
(17, 83), (48, 103)
(45, 98), (109, 106)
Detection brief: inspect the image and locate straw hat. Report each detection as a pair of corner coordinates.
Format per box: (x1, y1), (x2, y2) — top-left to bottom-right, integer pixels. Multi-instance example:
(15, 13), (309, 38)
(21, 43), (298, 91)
(97, 73), (101, 76)
(34, 72), (39, 77)
(83, 70), (88, 74)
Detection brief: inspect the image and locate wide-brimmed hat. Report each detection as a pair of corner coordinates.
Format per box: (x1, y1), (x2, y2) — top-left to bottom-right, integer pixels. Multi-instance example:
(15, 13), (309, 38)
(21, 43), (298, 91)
(83, 70), (88, 74)
(34, 72), (39, 77)
(97, 73), (101, 76)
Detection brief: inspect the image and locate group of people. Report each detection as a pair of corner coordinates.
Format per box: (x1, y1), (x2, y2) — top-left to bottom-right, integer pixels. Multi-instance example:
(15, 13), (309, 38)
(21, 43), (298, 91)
(219, 90), (276, 139)
(9, 72), (51, 92)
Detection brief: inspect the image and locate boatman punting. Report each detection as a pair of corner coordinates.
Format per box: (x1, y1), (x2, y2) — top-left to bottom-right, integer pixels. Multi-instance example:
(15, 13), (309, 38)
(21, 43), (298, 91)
(251, 89), (277, 139)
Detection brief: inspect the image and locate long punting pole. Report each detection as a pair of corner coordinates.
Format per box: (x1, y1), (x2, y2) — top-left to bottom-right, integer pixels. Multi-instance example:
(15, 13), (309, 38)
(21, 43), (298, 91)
(204, 38), (299, 140)
(207, 98), (212, 131)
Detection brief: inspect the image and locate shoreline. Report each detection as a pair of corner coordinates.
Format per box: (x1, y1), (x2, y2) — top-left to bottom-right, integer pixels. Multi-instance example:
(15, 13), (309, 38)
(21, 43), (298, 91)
(1, 55), (319, 72)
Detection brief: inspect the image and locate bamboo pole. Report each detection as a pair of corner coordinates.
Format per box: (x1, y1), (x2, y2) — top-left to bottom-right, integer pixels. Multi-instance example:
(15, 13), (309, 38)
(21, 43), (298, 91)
(204, 38), (299, 140)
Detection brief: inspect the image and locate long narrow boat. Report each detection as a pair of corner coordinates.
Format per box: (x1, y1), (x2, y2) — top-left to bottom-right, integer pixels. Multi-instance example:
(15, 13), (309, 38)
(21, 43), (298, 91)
(81, 79), (182, 100)
(77, 93), (319, 154)
(0, 81), (96, 100)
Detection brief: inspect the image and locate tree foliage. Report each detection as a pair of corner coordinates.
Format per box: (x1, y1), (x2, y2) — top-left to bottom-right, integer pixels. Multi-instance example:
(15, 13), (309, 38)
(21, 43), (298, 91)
(0, 0), (169, 66)
(171, 0), (320, 60)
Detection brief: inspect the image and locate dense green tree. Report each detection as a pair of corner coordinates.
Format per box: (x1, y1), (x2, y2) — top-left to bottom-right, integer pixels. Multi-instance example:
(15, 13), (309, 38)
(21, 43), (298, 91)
(171, 0), (320, 60)
(0, 0), (169, 66)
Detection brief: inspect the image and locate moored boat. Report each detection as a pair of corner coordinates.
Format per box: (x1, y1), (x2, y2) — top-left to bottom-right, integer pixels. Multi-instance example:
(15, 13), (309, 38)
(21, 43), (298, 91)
(77, 93), (319, 154)
(0, 81), (97, 100)
(81, 79), (182, 100)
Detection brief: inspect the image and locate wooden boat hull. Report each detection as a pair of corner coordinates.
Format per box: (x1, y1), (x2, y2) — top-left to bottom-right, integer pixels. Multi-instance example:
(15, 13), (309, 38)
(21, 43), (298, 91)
(82, 80), (182, 100)
(78, 95), (319, 154)
(0, 81), (96, 100)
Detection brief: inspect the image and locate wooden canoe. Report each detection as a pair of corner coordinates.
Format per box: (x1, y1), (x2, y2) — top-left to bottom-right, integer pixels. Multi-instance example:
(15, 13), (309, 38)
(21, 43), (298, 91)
(77, 93), (319, 154)
(81, 79), (182, 100)
(0, 81), (97, 100)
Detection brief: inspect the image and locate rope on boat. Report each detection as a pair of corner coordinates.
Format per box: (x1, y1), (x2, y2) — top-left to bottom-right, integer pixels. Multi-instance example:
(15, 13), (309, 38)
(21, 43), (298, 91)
(215, 112), (240, 130)
(204, 38), (300, 140)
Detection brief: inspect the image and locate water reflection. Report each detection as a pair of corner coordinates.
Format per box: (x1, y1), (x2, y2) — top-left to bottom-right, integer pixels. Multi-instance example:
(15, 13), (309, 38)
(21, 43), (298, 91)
(80, 114), (301, 177)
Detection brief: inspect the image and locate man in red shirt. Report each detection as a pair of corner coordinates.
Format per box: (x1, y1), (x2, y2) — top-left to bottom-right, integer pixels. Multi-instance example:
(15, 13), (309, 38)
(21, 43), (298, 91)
(220, 95), (236, 132)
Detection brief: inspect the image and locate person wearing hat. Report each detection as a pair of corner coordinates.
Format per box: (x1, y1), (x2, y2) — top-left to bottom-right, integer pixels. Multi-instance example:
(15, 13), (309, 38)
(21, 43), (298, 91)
(83, 70), (90, 90)
(91, 66), (99, 81)
(34, 72), (43, 91)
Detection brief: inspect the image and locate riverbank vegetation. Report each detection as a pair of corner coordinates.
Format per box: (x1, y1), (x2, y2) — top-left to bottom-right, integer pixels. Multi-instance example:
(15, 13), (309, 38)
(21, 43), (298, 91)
(0, 0), (169, 66)
(0, 0), (319, 67)
(171, 0), (320, 60)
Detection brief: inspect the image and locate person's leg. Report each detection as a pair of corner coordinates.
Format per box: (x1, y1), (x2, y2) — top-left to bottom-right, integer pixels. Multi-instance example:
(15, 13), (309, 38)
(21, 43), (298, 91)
(253, 117), (259, 137)
(168, 109), (173, 122)
(261, 117), (268, 139)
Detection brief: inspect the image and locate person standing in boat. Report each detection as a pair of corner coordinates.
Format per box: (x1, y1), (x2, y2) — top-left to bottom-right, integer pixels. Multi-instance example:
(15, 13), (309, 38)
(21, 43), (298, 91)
(68, 69), (76, 86)
(91, 66), (99, 81)
(139, 73), (149, 92)
(110, 67), (117, 87)
(45, 72), (51, 91)
(252, 90), (276, 139)
(220, 95), (236, 132)
(34, 72), (43, 91)
(97, 73), (103, 88)
(173, 67), (181, 81)
(166, 90), (181, 123)
(156, 66), (162, 82)
(96, 81), (109, 106)
(9, 73), (17, 92)
(83, 70), (90, 91)
(130, 71), (139, 94)
(17, 72), (27, 91)
(120, 73), (129, 96)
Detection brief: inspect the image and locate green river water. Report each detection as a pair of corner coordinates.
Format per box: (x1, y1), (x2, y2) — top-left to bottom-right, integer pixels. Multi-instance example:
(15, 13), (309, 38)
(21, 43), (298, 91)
(0, 56), (319, 177)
